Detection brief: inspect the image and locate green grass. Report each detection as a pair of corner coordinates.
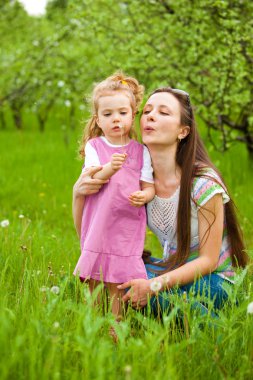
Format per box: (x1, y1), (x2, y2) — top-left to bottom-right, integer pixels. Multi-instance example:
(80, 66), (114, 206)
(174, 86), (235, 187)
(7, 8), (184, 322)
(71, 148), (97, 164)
(1, 129), (253, 380)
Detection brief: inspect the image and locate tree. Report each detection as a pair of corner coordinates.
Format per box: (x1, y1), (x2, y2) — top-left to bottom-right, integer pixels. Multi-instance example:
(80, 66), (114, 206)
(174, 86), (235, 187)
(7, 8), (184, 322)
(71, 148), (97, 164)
(78, 0), (253, 154)
(1, 0), (252, 156)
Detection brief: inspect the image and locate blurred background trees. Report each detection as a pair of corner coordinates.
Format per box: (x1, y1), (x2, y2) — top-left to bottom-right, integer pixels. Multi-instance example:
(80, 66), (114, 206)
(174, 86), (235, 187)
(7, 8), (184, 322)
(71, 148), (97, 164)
(1, 0), (253, 155)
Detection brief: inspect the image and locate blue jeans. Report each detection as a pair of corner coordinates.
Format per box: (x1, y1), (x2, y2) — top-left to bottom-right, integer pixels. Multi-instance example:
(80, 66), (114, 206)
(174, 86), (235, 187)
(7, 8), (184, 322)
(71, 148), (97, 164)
(145, 257), (231, 317)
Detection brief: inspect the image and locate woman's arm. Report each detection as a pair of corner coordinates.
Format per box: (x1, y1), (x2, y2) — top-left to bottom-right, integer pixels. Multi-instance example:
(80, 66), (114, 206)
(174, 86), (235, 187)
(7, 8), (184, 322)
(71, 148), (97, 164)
(72, 166), (109, 238)
(119, 194), (224, 307)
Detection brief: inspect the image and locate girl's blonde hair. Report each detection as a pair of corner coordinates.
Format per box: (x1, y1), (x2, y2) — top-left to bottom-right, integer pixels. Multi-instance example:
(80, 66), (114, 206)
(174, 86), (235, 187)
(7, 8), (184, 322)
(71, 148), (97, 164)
(79, 72), (144, 157)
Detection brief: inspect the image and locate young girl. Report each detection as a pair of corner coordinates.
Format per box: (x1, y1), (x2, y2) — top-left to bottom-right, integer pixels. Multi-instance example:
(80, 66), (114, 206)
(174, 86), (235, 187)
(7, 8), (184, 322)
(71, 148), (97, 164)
(73, 73), (155, 318)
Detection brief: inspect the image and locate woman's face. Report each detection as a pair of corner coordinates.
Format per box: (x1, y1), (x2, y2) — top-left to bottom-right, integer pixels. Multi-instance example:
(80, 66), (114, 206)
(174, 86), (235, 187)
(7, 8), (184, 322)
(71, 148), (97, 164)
(141, 92), (186, 148)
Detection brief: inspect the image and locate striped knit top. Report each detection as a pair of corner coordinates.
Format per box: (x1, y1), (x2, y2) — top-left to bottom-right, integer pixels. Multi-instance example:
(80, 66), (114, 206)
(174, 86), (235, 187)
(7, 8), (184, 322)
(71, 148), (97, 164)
(146, 168), (234, 282)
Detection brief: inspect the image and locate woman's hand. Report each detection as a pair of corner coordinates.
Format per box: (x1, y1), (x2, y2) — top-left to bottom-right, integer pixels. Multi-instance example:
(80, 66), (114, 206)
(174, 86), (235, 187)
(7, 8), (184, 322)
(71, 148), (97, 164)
(73, 166), (109, 197)
(118, 279), (153, 309)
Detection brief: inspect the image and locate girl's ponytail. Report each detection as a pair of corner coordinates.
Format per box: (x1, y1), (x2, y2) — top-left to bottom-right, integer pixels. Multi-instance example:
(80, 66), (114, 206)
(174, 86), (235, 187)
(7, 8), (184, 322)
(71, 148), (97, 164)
(79, 115), (101, 158)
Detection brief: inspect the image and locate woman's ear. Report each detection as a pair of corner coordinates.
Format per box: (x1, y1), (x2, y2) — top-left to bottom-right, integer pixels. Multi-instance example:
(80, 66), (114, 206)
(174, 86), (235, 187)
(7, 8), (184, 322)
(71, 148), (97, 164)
(178, 125), (190, 140)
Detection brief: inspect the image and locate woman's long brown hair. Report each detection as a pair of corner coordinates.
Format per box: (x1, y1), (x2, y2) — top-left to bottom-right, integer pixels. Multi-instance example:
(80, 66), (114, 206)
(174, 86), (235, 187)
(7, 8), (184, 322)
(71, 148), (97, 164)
(146, 88), (248, 272)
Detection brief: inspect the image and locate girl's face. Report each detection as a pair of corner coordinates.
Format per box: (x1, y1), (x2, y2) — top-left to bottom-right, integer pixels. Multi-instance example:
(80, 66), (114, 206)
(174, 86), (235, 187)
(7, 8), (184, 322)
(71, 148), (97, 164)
(96, 93), (134, 145)
(140, 92), (189, 148)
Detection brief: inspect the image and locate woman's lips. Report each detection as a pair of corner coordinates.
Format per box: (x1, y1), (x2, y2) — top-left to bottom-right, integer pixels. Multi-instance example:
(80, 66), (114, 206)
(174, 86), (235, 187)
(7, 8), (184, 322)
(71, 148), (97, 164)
(144, 126), (155, 131)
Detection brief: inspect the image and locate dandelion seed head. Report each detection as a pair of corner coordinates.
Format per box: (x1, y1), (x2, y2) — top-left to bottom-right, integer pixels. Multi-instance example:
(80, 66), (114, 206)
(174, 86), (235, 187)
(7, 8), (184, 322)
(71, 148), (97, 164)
(53, 321), (60, 329)
(50, 286), (60, 295)
(57, 81), (65, 88)
(1, 219), (10, 228)
(247, 302), (253, 314)
(150, 280), (162, 292)
(19, 214), (25, 219)
(64, 100), (71, 107)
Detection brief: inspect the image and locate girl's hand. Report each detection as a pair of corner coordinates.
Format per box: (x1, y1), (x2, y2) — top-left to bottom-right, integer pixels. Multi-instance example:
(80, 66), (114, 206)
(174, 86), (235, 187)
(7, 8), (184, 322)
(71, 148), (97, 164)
(129, 191), (146, 207)
(117, 279), (153, 309)
(73, 166), (109, 197)
(111, 153), (127, 172)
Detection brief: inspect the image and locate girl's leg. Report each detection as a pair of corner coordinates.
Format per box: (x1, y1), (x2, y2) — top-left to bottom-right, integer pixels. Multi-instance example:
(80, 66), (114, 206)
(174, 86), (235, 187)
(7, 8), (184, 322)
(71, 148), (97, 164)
(88, 279), (106, 310)
(106, 282), (125, 320)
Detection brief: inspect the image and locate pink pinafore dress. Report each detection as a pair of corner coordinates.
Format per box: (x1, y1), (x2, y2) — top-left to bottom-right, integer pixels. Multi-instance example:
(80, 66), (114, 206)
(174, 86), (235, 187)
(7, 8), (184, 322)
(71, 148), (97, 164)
(73, 137), (148, 283)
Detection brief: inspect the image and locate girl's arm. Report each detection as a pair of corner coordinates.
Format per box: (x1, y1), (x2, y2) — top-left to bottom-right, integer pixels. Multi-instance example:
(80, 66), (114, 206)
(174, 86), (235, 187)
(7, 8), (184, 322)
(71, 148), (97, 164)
(128, 146), (155, 207)
(119, 194), (223, 307)
(91, 153), (127, 180)
(129, 181), (155, 207)
(72, 166), (109, 238)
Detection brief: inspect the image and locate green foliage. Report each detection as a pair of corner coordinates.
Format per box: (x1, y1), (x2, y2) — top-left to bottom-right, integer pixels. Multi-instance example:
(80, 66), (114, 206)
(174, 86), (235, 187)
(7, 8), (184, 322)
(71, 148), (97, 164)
(0, 0), (253, 154)
(0, 130), (253, 380)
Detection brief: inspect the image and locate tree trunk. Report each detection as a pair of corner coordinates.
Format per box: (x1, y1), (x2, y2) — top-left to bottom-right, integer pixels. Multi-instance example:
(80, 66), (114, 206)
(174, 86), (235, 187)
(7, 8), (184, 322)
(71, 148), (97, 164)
(11, 104), (22, 130)
(37, 114), (45, 132)
(0, 109), (6, 129)
(70, 105), (76, 130)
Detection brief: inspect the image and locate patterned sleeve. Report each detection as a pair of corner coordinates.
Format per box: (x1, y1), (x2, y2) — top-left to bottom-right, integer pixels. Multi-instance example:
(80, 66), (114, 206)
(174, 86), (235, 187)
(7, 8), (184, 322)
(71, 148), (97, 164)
(192, 170), (230, 208)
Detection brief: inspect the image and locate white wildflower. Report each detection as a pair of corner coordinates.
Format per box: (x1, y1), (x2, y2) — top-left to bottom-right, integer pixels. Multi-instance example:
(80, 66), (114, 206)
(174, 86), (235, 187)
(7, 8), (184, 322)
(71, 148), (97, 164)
(64, 100), (71, 107)
(53, 321), (60, 329)
(40, 286), (49, 292)
(124, 365), (132, 375)
(150, 280), (162, 292)
(247, 302), (253, 314)
(57, 81), (65, 88)
(19, 214), (25, 219)
(50, 286), (60, 295)
(1, 219), (10, 228)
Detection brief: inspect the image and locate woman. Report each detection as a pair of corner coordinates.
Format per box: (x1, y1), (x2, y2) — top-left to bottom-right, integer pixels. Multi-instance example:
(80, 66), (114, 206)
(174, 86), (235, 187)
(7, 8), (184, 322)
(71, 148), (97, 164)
(73, 87), (248, 315)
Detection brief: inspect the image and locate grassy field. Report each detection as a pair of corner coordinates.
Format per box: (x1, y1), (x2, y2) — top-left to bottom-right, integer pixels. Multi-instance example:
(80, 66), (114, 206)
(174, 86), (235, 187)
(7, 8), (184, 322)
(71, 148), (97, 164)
(1, 129), (253, 380)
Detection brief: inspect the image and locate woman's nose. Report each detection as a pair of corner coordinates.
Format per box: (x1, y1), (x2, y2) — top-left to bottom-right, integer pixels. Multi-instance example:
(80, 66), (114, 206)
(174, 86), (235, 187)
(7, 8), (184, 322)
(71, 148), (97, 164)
(147, 112), (155, 121)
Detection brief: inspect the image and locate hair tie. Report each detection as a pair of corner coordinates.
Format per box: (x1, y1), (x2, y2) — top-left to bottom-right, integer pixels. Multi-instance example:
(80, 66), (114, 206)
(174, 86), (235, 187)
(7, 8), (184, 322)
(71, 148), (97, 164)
(121, 80), (128, 86)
